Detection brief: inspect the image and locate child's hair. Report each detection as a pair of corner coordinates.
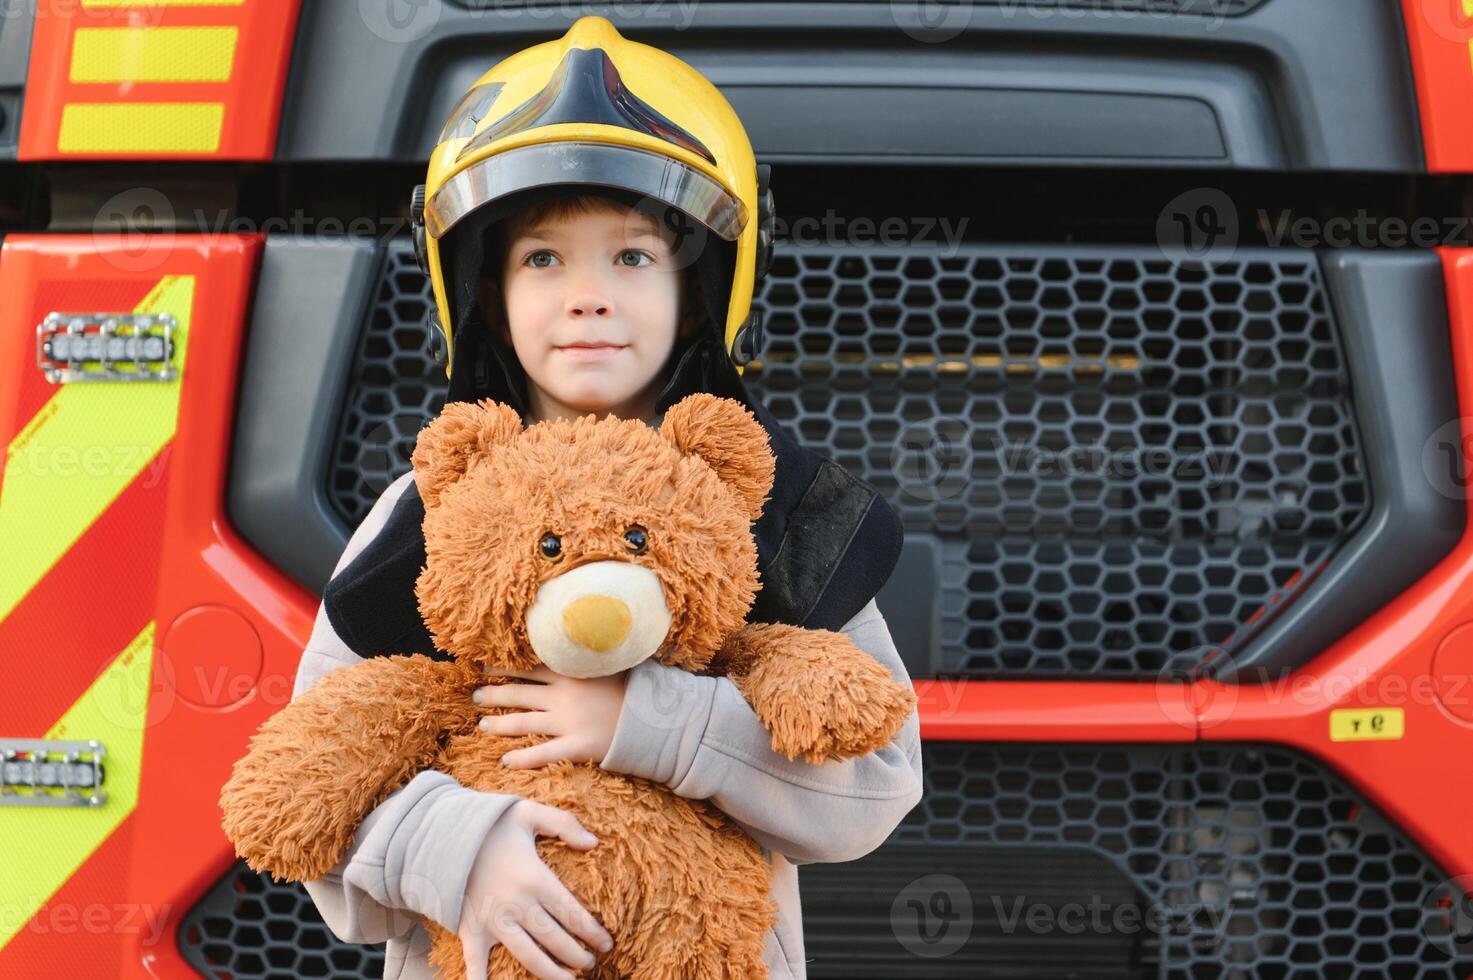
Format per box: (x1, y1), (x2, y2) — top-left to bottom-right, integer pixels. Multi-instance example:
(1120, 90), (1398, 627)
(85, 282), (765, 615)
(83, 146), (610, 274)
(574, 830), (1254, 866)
(476, 193), (707, 345)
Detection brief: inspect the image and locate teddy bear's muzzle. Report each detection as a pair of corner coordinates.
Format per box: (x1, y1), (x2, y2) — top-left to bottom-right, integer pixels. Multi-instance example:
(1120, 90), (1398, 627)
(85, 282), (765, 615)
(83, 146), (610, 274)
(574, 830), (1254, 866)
(526, 560), (673, 677)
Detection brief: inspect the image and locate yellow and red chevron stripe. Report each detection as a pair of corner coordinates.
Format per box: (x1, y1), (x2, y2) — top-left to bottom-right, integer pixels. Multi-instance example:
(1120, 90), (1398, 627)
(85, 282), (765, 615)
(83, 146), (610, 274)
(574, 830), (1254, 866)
(19, 0), (302, 160)
(0, 234), (324, 978)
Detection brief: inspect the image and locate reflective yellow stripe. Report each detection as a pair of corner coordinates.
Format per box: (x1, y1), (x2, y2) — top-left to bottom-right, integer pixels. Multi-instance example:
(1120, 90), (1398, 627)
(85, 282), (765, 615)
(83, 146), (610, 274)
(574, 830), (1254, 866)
(57, 103), (223, 154)
(0, 275), (193, 623)
(71, 27), (238, 84)
(0, 622), (154, 951)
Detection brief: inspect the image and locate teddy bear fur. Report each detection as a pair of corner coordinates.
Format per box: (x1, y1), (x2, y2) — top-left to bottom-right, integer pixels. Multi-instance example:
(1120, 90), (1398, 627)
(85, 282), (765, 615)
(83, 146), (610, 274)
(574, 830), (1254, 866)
(219, 393), (916, 979)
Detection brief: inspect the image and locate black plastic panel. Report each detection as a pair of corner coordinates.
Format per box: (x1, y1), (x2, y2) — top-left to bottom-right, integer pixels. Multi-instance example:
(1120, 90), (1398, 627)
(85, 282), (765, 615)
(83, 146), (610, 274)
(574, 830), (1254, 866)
(226, 238), (382, 596)
(180, 743), (1473, 979)
(0, 0), (35, 159)
(1230, 253), (1465, 678)
(277, 0), (1420, 172)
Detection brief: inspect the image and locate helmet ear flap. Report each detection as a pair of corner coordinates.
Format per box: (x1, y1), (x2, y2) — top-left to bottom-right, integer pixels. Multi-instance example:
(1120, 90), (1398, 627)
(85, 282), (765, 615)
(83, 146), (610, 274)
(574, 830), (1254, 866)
(411, 184), (431, 277)
(412, 183), (450, 366)
(754, 163), (774, 288)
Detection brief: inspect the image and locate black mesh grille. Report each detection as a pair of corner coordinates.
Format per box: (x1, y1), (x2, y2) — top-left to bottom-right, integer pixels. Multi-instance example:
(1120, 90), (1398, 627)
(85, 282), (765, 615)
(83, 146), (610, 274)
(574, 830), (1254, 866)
(745, 246), (1368, 678)
(799, 742), (1472, 979)
(325, 242), (1369, 680)
(178, 867), (386, 978)
(183, 744), (1470, 978)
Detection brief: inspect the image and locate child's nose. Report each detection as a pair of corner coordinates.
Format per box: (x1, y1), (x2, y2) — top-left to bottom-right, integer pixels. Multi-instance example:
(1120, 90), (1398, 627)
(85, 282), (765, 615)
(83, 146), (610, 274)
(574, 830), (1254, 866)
(568, 297), (611, 317)
(566, 266), (613, 318)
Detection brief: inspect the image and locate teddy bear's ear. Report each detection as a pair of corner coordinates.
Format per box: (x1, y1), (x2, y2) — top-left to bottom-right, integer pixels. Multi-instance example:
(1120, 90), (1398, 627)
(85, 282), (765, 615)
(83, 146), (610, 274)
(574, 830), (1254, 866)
(659, 393), (775, 521)
(411, 398), (522, 507)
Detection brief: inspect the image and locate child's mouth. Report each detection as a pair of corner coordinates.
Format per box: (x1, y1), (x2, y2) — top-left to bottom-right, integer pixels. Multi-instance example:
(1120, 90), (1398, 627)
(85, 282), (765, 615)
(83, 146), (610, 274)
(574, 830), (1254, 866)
(556, 344), (625, 362)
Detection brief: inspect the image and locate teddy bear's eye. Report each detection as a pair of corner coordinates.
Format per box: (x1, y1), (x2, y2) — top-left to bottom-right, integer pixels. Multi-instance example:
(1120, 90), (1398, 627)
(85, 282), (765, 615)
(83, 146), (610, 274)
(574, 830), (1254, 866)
(539, 533), (563, 561)
(623, 525), (648, 554)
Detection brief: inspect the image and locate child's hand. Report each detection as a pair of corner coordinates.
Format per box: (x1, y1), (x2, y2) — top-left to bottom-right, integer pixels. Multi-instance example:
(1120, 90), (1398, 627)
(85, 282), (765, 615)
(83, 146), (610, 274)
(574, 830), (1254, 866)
(457, 799), (613, 980)
(474, 665), (628, 768)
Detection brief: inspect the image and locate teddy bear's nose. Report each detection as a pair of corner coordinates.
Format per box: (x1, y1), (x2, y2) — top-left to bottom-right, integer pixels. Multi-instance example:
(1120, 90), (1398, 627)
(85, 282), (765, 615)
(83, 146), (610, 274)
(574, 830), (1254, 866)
(562, 595), (632, 652)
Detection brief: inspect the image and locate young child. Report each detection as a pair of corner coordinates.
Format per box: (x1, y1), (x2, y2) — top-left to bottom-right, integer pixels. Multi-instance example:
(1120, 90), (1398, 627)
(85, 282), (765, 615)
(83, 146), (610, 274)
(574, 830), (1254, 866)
(293, 17), (922, 980)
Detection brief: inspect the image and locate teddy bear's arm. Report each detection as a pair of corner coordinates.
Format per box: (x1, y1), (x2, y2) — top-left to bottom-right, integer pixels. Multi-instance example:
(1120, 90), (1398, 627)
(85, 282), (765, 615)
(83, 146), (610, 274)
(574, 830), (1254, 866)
(710, 623), (918, 764)
(219, 653), (479, 883)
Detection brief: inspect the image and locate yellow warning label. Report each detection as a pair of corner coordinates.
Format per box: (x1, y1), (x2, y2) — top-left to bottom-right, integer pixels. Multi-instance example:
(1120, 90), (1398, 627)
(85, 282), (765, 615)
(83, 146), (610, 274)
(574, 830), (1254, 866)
(1329, 708), (1405, 742)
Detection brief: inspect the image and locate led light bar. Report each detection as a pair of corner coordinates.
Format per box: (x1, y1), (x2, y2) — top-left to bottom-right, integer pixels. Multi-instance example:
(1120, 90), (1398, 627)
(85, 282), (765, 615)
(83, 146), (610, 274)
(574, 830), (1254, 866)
(0, 740), (107, 807)
(36, 312), (177, 383)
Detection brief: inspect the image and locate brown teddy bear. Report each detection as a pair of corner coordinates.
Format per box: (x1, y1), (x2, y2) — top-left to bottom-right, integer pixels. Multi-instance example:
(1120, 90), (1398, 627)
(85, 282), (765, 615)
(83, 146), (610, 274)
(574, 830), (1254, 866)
(218, 392), (916, 979)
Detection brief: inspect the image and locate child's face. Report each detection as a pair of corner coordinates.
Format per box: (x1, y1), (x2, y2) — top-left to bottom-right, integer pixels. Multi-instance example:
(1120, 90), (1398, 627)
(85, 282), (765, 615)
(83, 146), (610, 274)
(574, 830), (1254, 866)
(486, 203), (691, 424)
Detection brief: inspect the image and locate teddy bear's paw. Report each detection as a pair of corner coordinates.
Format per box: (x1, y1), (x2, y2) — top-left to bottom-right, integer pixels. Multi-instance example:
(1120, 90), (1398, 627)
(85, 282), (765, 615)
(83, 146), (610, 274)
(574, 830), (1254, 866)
(730, 627), (917, 764)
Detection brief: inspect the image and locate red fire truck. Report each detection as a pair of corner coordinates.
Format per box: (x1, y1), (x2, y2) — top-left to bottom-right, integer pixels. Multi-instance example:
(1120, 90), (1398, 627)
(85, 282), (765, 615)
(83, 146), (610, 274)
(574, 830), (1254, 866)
(4, 2), (1473, 977)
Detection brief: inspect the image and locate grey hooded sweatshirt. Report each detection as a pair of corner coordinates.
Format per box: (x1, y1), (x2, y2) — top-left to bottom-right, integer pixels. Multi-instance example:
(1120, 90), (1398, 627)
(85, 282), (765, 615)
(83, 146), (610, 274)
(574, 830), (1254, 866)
(291, 470), (924, 979)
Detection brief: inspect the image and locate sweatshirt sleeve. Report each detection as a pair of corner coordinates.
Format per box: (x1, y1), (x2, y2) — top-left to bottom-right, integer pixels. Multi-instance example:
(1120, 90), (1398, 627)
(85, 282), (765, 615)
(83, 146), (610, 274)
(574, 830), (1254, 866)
(597, 599), (924, 866)
(289, 472), (525, 944)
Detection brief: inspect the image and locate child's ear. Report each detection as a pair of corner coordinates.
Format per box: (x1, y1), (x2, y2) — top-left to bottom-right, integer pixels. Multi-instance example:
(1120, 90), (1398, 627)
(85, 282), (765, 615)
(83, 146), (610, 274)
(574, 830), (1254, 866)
(659, 393), (775, 521)
(412, 398), (522, 507)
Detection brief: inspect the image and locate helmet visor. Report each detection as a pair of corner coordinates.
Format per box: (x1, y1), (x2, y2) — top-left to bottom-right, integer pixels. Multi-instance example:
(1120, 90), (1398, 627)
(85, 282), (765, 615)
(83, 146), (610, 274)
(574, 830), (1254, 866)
(425, 141), (747, 243)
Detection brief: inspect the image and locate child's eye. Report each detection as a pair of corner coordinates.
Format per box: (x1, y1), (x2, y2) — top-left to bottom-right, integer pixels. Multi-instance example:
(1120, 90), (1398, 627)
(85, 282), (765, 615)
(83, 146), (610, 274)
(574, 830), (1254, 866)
(525, 250), (558, 268)
(617, 250), (653, 268)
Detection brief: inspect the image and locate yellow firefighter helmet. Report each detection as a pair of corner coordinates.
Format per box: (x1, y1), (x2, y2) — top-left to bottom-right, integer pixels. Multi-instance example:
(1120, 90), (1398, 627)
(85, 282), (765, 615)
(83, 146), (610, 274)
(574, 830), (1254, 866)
(408, 15), (774, 398)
